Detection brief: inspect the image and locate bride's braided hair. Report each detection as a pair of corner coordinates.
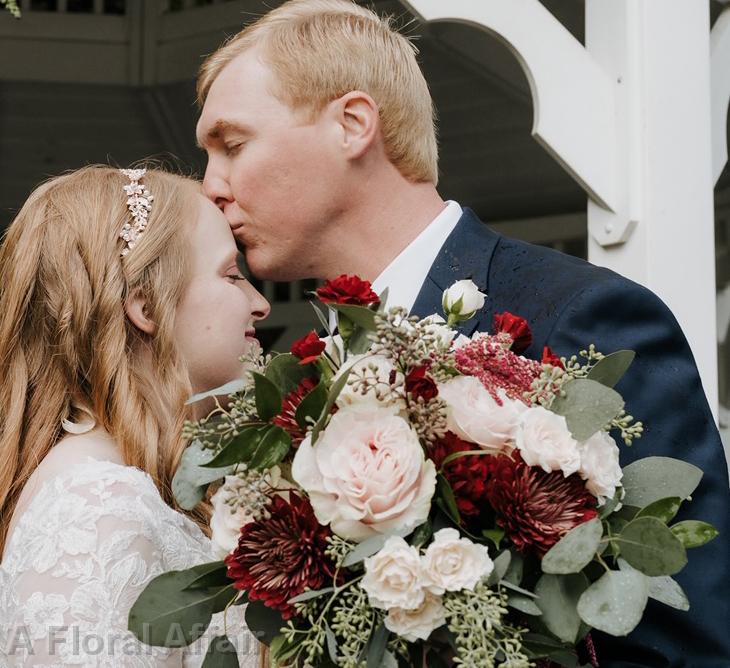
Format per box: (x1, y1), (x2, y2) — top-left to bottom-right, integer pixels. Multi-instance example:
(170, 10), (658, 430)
(0, 165), (211, 553)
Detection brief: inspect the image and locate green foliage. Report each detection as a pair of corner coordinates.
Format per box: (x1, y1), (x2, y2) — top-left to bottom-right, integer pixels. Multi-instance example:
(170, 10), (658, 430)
(252, 372), (282, 421)
(265, 352), (316, 395)
(534, 573), (589, 644)
(670, 520), (719, 548)
(294, 381), (328, 430)
(172, 440), (234, 510)
(550, 378), (625, 441)
(128, 562), (237, 647)
(201, 635), (240, 667)
(541, 517), (603, 574)
(585, 350), (635, 388)
(616, 516), (687, 576)
(577, 570), (648, 636)
(621, 456), (703, 507)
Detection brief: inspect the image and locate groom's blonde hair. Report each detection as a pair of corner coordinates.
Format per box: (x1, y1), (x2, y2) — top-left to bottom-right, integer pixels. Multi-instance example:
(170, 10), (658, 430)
(197, 0), (439, 184)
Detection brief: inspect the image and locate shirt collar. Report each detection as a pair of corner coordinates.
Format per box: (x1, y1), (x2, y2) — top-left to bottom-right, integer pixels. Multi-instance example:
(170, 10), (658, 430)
(371, 201), (463, 313)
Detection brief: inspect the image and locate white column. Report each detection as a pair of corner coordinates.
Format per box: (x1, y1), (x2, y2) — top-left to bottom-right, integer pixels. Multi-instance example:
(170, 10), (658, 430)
(586, 0), (719, 419)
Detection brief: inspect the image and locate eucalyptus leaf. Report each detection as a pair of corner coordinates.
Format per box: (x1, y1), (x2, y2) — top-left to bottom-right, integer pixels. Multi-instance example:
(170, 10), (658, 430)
(128, 570), (236, 647)
(348, 325), (374, 355)
(586, 350), (635, 388)
(310, 301), (333, 337)
(253, 372), (282, 421)
(201, 635), (240, 667)
(618, 516), (687, 576)
(367, 622), (389, 668)
(325, 621), (338, 663)
(549, 378), (624, 441)
(499, 580), (539, 598)
(342, 534), (390, 568)
(249, 426), (291, 471)
(542, 517), (603, 574)
(503, 550), (524, 585)
(294, 381), (328, 430)
(671, 520), (719, 548)
(172, 440), (235, 510)
(186, 379), (248, 405)
(577, 570), (648, 636)
(287, 587), (335, 604)
(534, 573), (589, 644)
(508, 594), (542, 616)
(381, 650), (399, 668)
(201, 428), (264, 469)
(488, 550), (511, 586)
(636, 497), (682, 524)
(410, 520), (433, 549)
(617, 559), (690, 611)
(621, 457), (703, 507)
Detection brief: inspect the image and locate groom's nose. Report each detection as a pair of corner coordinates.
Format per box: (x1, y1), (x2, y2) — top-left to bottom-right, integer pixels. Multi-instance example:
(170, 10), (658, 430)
(202, 165), (233, 212)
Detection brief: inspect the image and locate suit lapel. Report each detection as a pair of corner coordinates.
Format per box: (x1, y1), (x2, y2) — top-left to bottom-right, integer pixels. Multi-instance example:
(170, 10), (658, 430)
(411, 208), (501, 336)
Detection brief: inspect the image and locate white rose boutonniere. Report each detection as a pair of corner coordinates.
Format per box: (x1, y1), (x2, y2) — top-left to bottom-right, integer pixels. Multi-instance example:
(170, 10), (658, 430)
(442, 279), (487, 326)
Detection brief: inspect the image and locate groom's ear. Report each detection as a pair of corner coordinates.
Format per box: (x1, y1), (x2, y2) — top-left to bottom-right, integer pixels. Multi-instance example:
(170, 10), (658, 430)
(124, 289), (157, 336)
(333, 91), (380, 160)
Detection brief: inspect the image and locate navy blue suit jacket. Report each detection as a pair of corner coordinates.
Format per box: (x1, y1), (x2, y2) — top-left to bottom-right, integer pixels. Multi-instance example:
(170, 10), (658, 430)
(411, 209), (730, 668)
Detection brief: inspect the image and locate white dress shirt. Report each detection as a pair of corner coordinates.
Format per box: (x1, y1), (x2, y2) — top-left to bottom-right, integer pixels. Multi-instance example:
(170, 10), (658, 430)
(371, 200), (463, 313)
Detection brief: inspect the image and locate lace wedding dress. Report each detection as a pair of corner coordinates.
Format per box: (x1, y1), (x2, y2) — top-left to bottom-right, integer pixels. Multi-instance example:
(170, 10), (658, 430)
(0, 456), (261, 667)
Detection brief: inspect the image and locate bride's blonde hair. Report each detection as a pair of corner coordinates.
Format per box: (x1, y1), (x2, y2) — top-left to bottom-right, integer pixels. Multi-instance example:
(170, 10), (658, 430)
(0, 164), (207, 553)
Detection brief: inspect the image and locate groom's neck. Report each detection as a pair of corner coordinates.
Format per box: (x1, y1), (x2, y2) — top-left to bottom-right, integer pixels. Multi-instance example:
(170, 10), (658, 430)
(323, 170), (445, 283)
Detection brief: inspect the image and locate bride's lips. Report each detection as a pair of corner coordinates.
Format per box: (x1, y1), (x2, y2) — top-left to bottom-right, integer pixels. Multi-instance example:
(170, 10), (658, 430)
(245, 328), (258, 341)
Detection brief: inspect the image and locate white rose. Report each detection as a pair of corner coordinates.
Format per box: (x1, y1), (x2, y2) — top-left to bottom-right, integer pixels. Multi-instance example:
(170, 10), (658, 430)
(442, 279), (487, 321)
(333, 353), (404, 409)
(438, 376), (527, 453)
(516, 407), (581, 477)
(422, 528), (494, 594)
(579, 431), (623, 504)
(291, 404), (437, 541)
(385, 592), (447, 642)
(362, 536), (426, 610)
(209, 468), (291, 558)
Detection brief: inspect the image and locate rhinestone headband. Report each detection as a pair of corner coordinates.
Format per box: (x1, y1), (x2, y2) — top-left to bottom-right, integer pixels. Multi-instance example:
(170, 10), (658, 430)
(119, 168), (154, 257)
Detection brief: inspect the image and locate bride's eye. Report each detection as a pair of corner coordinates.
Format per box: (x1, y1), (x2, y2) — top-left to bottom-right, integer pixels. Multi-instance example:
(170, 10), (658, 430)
(226, 274), (247, 283)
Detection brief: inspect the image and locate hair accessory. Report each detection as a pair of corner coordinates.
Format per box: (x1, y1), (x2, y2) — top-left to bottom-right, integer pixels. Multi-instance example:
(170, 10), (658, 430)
(119, 168), (154, 257)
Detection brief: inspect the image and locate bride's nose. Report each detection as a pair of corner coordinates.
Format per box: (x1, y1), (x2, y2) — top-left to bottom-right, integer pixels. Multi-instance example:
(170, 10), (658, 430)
(249, 287), (271, 322)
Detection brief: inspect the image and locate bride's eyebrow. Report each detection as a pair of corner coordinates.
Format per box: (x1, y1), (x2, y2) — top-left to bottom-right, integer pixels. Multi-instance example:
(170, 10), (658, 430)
(218, 249), (240, 271)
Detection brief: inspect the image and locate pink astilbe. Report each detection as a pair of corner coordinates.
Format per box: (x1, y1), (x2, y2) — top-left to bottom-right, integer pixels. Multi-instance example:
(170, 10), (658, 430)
(454, 333), (542, 404)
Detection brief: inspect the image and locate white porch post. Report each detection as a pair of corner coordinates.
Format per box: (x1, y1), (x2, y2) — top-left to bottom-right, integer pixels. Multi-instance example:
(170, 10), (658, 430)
(585, 1), (719, 419)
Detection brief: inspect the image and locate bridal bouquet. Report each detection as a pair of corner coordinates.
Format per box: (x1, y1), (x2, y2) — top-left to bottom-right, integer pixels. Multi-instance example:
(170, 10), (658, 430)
(129, 276), (718, 667)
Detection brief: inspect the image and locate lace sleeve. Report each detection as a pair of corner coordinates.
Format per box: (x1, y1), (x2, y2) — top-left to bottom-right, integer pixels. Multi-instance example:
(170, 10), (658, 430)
(1, 461), (262, 668)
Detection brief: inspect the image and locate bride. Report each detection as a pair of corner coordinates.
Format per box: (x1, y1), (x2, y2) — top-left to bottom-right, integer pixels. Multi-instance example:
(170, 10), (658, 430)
(0, 165), (269, 666)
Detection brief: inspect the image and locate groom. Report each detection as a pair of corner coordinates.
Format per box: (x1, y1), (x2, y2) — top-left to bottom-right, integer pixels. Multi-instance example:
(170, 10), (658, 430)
(195, 0), (730, 664)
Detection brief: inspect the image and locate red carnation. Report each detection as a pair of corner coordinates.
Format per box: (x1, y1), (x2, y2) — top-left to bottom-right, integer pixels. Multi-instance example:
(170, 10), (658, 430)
(272, 377), (319, 446)
(405, 365), (438, 402)
(431, 432), (493, 521)
(484, 451), (598, 556)
(291, 331), (326, 365)
(224, 491), (338, 620)
(541, 345), (565, 369)
(493, 312), (533, 354)
(315, 274), (380, 306)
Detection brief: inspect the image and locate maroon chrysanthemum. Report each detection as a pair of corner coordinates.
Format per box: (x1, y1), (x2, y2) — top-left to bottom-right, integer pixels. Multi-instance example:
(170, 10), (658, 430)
(484, 451), (598, 556)
(272, 377), (319, 447)
(455, 334), (542, 404)
(431, 431), (493, 521)
(315, 274), (380, 306)
(405, 364), (439, 402)
(224, 491), (338, 620)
